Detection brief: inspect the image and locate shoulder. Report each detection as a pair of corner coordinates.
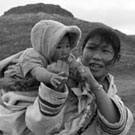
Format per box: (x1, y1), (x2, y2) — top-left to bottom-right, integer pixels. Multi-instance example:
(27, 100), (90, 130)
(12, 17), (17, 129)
(21, 48), (41, 59)
(20, 48), (47, 66)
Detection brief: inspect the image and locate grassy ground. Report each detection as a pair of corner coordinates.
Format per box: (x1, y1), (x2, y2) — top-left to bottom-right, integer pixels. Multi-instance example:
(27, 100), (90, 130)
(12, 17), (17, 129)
(115, 75), (135, 135)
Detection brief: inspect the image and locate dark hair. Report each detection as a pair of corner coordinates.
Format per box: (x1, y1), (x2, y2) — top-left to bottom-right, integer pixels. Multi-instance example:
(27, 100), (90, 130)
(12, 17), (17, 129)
(82, 27), (121, 63)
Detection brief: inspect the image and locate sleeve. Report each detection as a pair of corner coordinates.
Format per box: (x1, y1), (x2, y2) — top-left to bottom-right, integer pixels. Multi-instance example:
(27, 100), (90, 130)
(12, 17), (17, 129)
(19, 48), (47, 77)
(97, 84), (134, 135)
(25, 83), (69, 135)
(0, 91), (29, 135)
(0, 51), (24, 77)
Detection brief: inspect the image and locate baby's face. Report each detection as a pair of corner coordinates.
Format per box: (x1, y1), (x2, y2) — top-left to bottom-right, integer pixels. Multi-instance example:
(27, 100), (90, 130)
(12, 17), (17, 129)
(51, 35), (71, 62)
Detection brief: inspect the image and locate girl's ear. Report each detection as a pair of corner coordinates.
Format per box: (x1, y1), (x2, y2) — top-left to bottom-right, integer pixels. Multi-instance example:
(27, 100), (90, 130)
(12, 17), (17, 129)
(117, 53), (121, 62)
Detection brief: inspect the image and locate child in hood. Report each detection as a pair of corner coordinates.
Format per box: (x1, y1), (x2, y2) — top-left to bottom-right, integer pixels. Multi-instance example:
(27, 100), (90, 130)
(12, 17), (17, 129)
(3, 19), (81, 89)
(0, 20), (81, 135)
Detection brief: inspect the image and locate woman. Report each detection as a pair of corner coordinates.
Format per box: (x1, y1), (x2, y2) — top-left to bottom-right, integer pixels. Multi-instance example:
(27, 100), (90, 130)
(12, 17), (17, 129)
(25, 27), (133, 135)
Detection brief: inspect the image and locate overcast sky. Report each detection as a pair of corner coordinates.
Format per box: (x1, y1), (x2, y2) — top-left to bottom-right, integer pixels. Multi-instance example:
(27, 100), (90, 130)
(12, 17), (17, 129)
(0, 0), (135, 35)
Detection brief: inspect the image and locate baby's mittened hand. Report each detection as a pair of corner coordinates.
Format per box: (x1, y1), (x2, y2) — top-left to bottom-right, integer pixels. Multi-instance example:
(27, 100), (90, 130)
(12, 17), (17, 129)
(67, 55), (85, 74)
(67, 54), (79, 70)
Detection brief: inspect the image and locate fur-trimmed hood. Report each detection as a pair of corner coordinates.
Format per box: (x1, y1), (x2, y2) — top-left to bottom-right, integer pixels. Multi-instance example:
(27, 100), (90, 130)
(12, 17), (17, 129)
(30, 20), (81, 62)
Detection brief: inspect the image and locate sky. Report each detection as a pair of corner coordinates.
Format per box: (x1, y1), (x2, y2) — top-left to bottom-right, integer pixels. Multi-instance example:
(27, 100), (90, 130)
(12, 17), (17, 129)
(0, 0), (135, 35)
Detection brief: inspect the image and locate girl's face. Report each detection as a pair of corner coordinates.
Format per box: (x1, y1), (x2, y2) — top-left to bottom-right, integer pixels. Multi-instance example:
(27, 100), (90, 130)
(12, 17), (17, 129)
(82, 36), (115, 81)
(52, 35), (70, 62)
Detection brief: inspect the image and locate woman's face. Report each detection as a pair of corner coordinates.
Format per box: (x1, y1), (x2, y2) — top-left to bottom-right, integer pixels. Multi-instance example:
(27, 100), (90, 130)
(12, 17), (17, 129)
(51, 35), (70, 62)
(82, 36), (115, 80)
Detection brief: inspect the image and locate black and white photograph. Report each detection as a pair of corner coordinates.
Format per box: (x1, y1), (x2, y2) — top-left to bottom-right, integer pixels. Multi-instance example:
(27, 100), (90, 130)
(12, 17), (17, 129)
(0, 0), (134, 135)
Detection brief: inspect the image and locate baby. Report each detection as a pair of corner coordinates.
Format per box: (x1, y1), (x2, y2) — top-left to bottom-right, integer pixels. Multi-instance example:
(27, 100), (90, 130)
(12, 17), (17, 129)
(1, 20), (81, 91)
(0, 20), (81, 135)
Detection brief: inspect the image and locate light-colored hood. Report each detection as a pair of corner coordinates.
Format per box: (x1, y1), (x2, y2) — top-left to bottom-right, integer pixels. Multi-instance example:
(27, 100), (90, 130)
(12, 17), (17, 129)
(30, 20), (81, 62)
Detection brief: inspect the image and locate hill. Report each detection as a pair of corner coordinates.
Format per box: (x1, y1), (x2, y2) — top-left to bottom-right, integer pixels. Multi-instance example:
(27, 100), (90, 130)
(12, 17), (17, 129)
(3, 3), (73, 17)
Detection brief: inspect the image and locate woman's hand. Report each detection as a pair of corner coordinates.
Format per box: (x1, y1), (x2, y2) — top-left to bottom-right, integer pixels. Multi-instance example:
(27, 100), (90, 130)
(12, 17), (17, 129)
(77, 65), (99, 91)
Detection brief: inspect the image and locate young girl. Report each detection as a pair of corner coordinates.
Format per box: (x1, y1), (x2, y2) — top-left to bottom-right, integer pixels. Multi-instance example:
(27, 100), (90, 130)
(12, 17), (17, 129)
(25, 27), (133, 135)
(0, 20), (81, 135)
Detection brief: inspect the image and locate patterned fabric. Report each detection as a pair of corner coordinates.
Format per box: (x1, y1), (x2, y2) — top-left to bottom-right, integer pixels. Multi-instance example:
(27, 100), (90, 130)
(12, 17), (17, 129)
(0, 73), (133, 135)
(25, 73), (133, 135)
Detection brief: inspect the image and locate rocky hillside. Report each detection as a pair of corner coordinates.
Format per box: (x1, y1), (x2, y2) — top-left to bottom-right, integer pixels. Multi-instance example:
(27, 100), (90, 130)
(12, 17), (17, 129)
(4, 3), (73, 17)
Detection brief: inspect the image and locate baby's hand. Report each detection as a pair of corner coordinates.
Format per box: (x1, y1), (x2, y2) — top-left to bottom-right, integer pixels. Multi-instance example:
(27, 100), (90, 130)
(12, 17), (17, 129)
(50, 72), (68, 89)
(47, 60), (69, 92)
